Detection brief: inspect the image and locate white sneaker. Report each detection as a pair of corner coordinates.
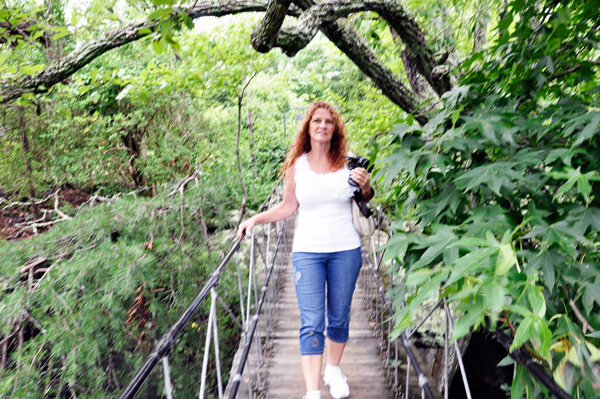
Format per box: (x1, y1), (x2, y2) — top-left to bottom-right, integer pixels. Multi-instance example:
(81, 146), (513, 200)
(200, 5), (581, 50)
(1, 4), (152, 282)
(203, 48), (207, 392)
(323, 367), (350, 399)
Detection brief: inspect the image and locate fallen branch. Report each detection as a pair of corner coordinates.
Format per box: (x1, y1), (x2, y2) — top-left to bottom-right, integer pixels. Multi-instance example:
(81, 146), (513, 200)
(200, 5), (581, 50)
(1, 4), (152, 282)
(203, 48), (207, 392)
(168, 170), (200, 197)
(0, 194), (53, 210)
(16, 216), (69, 232)
(20, 256), (49, 274)
(54, 190), (72, 221)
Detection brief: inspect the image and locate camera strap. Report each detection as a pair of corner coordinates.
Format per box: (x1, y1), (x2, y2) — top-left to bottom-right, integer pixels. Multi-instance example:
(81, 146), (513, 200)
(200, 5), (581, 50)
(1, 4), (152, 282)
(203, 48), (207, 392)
(353, 190), (373, 218)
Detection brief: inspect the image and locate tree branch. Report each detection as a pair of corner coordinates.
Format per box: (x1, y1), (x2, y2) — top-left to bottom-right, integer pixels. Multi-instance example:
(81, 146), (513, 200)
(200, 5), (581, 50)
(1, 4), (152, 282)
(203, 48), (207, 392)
(1, 0), (441, 125)
(251, 0), (294, 52)
(267, 0), (447, 95)
(236, 72), (259, 225)
(550, 64), (582, 81)
(0, 0), (274, 104)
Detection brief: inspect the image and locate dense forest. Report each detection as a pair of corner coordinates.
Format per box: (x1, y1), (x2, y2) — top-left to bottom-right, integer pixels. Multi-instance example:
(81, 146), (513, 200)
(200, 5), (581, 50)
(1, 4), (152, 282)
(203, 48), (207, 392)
(1, 0), (599, 398)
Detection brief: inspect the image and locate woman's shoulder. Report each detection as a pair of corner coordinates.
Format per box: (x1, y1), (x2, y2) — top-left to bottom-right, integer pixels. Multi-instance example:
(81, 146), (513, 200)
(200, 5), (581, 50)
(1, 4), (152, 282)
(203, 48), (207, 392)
(294, 153), (308, 169)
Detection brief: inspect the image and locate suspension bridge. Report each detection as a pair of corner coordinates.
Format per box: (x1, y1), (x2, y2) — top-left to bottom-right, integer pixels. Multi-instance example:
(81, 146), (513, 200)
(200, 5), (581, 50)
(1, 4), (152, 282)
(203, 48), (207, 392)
(116, 184), (474, 399)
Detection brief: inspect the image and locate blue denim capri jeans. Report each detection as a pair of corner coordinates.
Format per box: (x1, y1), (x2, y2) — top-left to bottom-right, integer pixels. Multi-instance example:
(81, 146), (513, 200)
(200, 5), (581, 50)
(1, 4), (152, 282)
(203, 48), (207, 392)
(292, 247), (363, 356)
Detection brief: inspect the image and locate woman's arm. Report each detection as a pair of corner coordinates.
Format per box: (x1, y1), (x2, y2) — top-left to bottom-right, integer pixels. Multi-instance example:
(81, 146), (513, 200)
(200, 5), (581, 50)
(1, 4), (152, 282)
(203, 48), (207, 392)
(238, 166), (299, 238)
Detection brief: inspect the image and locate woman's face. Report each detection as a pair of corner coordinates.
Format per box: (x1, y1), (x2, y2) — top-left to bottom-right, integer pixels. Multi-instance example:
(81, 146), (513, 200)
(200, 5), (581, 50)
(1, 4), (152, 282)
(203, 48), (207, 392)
(308, 108), (334, 145)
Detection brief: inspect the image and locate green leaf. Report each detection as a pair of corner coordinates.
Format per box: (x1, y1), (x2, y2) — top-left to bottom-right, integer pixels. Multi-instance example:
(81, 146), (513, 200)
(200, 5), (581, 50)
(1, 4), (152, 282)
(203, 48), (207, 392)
(524, 250), (565, 289)
(527, 284), (546, 318)
(138, 27), (153, 35)
(445, 247), (496, 286)
(411, 229), (455, 269)
(379, 233), (413, 263)
(523, 222), (578, 253)
(550, 167), (600, 203)
(447, 237), (494, 248)
(152, 38), (166, 54)
(102, 70), (112, 82)
(90, 68), (98, 82)
(454, 162), (521, 196)
(573, 113), (600, 146)
(452, 305), (483, 341)
(77, 85), (90, 95)
(511, 313), (534, 351)
(497, 355), (515, 367)
(583, 281), (600, 308)
(147, 8), (172, 20)
(481, 281), (507, 323)
(496, 243), (516, 276)
(406, 268), (437, 288)
(512, 364), (527, 399)
(451, 110), (461, 126)
(20, 64), (45, 75)
(531, 317), (553, 366)
(52, 31), (69, 40)
(159, 19), (172, 38)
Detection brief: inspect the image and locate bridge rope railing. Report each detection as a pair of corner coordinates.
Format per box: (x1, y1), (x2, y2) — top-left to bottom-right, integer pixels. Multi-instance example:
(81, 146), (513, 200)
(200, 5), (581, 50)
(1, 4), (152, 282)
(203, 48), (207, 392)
(119, 181), (294, 399)
(360, 208), (473, 399)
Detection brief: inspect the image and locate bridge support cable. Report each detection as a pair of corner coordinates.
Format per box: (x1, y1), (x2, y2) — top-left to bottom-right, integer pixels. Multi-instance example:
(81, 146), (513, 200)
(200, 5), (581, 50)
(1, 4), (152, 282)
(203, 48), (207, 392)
(119, 182), (289, 399)
(228, 229), (285, 399)
(162, 357), (173, 399)
(360, 208), (472, 399)
(444, 299), (472, 399)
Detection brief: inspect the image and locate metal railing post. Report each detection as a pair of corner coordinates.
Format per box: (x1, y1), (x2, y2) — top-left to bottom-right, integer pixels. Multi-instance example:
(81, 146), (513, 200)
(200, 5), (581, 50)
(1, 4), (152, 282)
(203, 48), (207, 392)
(199, 289), (217, 399)
(162, 357), (173, 399)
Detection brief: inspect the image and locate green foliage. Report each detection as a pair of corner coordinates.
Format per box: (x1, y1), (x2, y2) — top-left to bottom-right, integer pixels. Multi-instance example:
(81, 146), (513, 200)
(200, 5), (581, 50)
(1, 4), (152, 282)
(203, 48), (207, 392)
(0, 8), (407, 396)
(378, 1), (600, 397)
(0, 179), (249, 399)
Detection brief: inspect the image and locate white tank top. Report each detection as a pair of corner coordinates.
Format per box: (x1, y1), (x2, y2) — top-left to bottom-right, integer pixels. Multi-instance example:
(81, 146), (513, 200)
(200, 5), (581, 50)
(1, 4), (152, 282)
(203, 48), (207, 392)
(292, 153), (361, 253)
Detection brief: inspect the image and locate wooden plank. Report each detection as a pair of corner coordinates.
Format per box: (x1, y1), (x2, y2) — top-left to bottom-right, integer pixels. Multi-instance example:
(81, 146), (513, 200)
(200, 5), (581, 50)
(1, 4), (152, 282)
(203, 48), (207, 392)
(257, 263), (395, 399)
(224, 247), (442, 399)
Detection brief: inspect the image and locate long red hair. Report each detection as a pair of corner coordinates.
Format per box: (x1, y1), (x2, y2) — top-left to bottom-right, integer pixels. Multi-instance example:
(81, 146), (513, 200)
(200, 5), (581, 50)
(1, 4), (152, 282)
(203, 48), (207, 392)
(281, 101), (349, 174)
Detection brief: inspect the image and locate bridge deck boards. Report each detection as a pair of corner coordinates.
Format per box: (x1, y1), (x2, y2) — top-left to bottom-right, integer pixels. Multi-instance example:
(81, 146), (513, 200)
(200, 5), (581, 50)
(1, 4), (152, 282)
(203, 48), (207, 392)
(262, 265), (395, 399)
(225, 251), (438, 399)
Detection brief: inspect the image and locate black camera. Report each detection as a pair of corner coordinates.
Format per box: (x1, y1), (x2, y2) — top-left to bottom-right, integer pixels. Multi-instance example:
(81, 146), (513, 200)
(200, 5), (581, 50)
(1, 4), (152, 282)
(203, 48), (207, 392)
(346, 156), (374, 187)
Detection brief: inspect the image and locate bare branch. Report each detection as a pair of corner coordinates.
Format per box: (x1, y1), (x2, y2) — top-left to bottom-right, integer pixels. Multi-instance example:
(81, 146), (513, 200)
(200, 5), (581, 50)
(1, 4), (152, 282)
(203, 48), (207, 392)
(54, 190), (72, 221)
(569, 299), (596, 334)
(550, 64), (581, 81)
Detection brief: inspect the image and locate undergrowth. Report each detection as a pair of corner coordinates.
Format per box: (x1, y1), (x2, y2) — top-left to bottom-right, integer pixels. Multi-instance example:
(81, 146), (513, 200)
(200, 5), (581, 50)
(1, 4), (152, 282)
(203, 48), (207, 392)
(0, 182), (251, 399)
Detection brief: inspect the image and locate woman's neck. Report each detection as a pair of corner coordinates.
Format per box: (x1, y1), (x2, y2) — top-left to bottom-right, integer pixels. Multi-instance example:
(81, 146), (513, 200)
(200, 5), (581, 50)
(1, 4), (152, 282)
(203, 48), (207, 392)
(309, 140), (330, 159)
(307, 141), (335, 173)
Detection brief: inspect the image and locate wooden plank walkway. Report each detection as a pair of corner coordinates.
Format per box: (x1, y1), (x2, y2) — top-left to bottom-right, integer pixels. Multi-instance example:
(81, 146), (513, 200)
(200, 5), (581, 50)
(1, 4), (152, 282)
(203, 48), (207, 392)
(224, 244), (444, 399)
(264, 263), (395, 399)
(225, 249), (395, 399)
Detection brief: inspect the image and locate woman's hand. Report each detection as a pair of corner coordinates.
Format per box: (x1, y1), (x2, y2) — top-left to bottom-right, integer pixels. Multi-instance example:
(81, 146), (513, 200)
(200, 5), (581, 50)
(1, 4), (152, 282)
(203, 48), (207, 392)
(351, 167), (371, 193)
(238, 216), (257, 239)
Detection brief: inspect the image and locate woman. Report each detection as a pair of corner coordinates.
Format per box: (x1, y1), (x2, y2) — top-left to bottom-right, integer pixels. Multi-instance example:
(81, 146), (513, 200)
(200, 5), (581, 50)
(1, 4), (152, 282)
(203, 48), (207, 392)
(238, 101), (373, 399)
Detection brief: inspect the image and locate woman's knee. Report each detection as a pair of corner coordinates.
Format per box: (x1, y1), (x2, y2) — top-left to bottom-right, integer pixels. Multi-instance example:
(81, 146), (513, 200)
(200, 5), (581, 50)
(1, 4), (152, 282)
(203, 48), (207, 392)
(327, 326), (350, 344)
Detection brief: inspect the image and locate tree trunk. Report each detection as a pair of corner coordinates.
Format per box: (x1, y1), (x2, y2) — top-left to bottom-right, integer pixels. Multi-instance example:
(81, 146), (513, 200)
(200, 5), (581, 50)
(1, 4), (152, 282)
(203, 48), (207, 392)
(19, 106), (39, 219)
(473, 2), (489, 53)
(122, 129), (144, 187)
(247, 110), (258, 179)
